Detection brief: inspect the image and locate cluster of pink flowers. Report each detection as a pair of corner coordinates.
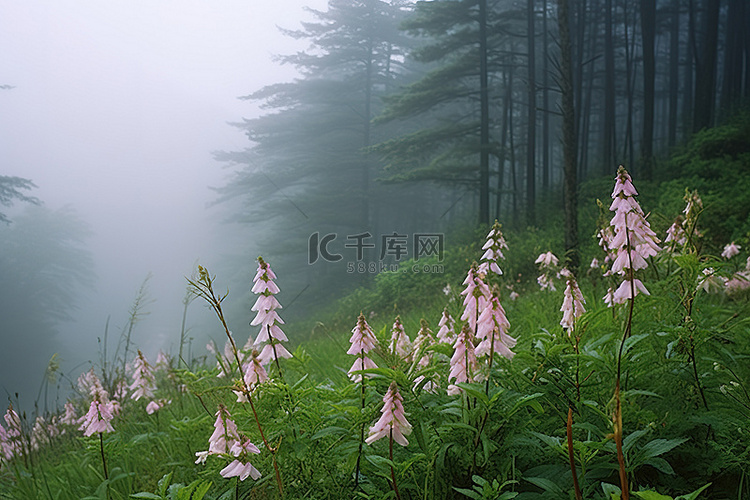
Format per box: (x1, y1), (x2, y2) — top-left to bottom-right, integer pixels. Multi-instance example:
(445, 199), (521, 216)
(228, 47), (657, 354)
(74, 369), (119, 437)
(459, 264), (491, 332)
(725, 256), (750, 295)
(478, 220), (508, 276)
(146, 399), (171, 415)
(535, 251), (560, 291)
(129, 350), (156, 401)
(603, 166), (661, 306)
(249, 256), (291, 367)
(721, 242), (741, 260)
(78, 396), (116, 437)
(388, 316), (412, 360)
(447, 324), (478, 395)
(347, 313), (378, 382)
(366, 382), (412, 446)
(436, 307), (456, 344)
(560, 268), (586, 334)
(475, 290), (515, 360)
(0, 407), (23, 462)
(195, 405), (261, 482)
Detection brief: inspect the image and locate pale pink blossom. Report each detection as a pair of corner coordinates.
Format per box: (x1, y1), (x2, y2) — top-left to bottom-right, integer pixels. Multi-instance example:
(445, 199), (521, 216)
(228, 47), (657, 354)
(535, 251), (559, 269)
(611, 278), (651, 304)
(560, 269), (586, 334)
(725, 271), (750, 295)
(31, 416), (52, 451)
(347, 313), (378, 382)
(436, 308), (456, 344)
(475, 293), (516, 359)
(1, 407), (22, 461)
(145, 399), (171, 415)
(365, 381), (412, 446)
(155, 350), (171, 371)
(242, 350), (269, 390)
(665, 220), (686, 246)
(478, 220), (508, 275)
(460, 264), (491, 332)
(208, 406), (240, 455)
(590, 257), (600, 269)
(603, 166), (661, 305)
(129, 350), (155, 401)
(695, 268), (725, 293)
(251, 257), (291, 367)
(78, 398), (115, 437)
(388, 316), (412, 360)
(61, 402), (78, 426)
(721, 242), (741, 259)
(447, 325), (478, 396)
(411, 319), (435, 367)
(77, 368), (107, 400)
(220, 439), (262, 481)
(537, 273), (557, 291)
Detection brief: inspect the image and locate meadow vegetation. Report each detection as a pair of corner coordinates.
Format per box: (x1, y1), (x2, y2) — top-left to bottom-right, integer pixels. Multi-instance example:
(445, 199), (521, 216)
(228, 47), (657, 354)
(2, 121), (750, 499)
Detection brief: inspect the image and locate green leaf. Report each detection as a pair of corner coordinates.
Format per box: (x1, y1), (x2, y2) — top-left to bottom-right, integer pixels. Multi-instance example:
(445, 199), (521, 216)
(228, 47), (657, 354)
(525, 476), (565, 495)
(413, 420), (429, 455)
(311, 426), (349, 440)
(645, 457), (675, 475)
(639, 438), (688, 459)
(452, 487), (482, 500)
(130, 494), (161, 500)
(623, 429), (650, 453)
(602, 483), (622, 500)
(674, 483), (712, 500)
(633, 491), (673, 500)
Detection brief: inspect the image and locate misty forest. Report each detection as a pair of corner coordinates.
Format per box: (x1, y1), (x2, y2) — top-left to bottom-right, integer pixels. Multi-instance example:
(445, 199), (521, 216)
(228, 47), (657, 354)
(2, 0), (750, 498)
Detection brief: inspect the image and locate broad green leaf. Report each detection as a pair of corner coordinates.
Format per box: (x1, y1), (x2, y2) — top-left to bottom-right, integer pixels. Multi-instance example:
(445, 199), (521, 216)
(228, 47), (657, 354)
(645, 457), (675, 475)
(639, 438), (688, 459)
(602, 482), (622, 499)
(452, 487), (482, 500)
(130, 494), (161, 500)
(633, 491), (672, 500)
(674, 482), (712, 500)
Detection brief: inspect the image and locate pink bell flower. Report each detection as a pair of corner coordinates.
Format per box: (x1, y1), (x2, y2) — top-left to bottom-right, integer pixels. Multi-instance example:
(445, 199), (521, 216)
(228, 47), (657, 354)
(560, 269), (586, 334)
(219, 439), (262, 481)
(478, 220), (508, 276)
(78, 398), (115, 437)
(250, 257), (291, 366)
(365, 381), (412, 446)
(388, 316), (412, 360)
(436, 308), (456, 344)
(603, 166), (661, 305)
(347, 313), (379, 382)
(447, 324), (478, 396)
(460, 264), (491, 332)
(208, 406), (240, 455)
(721, 242), (741, 259)
(129, 350), (156, 401)
(475, 293), (515, 360)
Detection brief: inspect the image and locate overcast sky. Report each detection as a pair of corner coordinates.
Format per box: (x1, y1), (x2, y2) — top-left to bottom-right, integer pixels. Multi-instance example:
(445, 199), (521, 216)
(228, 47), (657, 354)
(0, 0), (326, 383)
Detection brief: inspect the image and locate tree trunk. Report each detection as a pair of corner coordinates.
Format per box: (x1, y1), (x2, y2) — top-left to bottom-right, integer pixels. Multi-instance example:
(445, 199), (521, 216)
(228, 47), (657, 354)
(479, 0), (490, 225)
(526, 0), (536, 226)
(542, 0), (550, 193)
(640, 0), (656, 180)
(668, 0), (680, 148)
(693, 0), (720, 132)
(558, 0), (579, 273)
(603, 0), (616, 169)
